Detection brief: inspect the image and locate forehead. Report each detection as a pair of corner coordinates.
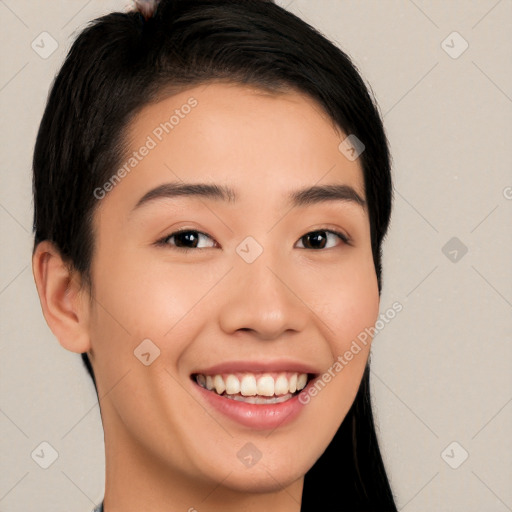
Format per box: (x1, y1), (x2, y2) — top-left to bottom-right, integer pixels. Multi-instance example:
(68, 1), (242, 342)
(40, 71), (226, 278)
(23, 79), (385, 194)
(99, 82), (365, 215)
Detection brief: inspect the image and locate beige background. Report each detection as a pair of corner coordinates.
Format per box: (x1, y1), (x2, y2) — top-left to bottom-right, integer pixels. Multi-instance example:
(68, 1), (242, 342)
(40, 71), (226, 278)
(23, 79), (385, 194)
(1, 1), (511, 510)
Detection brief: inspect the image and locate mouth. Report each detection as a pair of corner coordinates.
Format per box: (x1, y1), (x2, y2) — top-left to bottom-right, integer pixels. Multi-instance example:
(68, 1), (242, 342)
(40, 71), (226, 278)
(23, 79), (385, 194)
(190, 361), (321, 429)
(191, 371), (316, 405)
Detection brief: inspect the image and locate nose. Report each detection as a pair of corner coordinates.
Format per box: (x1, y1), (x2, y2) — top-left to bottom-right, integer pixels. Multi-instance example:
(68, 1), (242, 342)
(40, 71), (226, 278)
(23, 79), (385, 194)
(217, 248), (309, 340)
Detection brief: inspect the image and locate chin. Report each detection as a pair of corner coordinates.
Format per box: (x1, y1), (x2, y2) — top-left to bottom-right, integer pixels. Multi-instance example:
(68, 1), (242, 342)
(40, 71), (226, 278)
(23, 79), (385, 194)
(221, 466), (304, 494)
(223, 450), (312, 492)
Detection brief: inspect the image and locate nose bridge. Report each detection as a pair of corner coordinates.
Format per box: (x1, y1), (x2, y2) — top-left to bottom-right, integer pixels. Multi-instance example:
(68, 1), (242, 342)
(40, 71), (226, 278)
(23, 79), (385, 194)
(217, 236), (307, 339)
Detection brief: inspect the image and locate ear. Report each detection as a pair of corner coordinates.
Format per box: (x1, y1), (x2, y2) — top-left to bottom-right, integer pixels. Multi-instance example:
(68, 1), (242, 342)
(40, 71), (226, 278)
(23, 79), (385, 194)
(32, 240), (92, 354)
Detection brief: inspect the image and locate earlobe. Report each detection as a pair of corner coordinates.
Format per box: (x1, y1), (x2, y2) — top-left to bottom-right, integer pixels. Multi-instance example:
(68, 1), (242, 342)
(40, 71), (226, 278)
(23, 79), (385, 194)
(32, 241), (92, 354)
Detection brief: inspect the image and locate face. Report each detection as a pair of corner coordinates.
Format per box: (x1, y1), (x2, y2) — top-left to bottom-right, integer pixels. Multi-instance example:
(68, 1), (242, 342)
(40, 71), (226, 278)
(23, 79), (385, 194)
(85, 83), (379, 496)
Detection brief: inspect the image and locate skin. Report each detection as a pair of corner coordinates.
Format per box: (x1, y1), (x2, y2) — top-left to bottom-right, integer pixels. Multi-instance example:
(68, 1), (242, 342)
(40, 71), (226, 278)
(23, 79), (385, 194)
(32, 83), (380, 512)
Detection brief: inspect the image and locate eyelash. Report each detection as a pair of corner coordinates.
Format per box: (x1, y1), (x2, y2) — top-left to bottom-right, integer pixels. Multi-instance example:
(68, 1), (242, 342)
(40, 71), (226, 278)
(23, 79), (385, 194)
(155, 227), (351, 252)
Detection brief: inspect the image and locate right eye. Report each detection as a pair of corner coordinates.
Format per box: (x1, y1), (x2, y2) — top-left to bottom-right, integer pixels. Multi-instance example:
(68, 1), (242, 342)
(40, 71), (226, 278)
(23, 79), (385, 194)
(156, 229), (218, 251)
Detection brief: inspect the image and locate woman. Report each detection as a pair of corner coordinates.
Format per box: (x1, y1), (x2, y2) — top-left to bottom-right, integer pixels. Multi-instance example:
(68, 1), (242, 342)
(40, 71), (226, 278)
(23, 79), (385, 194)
(31, 0), (397, 510)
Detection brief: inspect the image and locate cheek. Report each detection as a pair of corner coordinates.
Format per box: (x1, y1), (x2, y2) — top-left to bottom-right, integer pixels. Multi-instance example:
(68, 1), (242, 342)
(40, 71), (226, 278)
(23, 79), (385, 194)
(300, 251), (380, 352)
(334, 267), (380, 351)
(91, 247), (206, 334)
(87, 247), (212, 398)
(298, 250), (379, 400)
(282, 253), (379, 462)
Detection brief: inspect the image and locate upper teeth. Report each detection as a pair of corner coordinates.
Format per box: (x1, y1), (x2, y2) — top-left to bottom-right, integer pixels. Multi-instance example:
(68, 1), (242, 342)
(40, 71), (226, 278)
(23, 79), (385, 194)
(196, 372), (308, 397)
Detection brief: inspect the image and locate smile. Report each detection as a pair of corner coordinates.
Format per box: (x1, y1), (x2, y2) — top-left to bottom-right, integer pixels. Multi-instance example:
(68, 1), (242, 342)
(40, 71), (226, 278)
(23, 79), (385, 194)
(194, 371), (310, 404)
(191, 367), (318, 429)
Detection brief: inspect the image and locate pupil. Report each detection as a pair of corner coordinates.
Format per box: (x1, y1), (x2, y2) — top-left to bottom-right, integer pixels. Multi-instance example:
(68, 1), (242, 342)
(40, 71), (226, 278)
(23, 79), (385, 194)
(306, 231), (326, 249)
(176, 231), (197, 248)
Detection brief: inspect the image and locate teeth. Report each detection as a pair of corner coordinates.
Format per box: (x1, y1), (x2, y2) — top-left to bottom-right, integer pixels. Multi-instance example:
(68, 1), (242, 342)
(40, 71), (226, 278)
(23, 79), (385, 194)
(274, 375), (289, 395)
(225, 374), (240, 395)
(257, 374), (274, 397)
(213, 375), (226, 394)
(240, 374), (257, 396)
(195, 371), (310, 397)
(289, 373), (297, 393)
(297, 373), (308, 390)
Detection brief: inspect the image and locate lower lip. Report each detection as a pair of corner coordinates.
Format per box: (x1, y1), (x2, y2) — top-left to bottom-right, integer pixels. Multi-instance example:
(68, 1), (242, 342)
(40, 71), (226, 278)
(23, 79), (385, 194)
(193, 379), (313, 430)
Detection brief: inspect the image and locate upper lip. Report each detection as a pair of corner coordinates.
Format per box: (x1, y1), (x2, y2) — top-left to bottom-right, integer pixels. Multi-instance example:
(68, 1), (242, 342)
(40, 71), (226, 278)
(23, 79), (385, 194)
(191, 359), (321, 376)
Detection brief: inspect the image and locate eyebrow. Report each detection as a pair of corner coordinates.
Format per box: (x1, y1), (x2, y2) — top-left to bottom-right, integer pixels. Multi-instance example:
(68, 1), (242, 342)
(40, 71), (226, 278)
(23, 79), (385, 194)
(131, 181), (366, 213)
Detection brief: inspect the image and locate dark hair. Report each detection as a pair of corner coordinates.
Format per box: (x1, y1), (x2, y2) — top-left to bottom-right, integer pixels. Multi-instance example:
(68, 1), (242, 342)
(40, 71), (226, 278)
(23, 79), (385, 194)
(32, 0), (395, 509)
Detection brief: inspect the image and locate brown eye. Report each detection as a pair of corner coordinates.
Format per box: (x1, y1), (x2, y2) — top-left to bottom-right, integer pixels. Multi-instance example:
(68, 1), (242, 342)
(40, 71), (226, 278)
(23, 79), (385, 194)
(296, 230), (348, 250)
(160, 230), (217, 250)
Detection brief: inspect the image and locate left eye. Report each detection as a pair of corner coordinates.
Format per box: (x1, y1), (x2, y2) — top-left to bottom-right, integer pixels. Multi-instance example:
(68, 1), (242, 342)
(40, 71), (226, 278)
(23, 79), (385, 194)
(295, 229), (348, 249)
